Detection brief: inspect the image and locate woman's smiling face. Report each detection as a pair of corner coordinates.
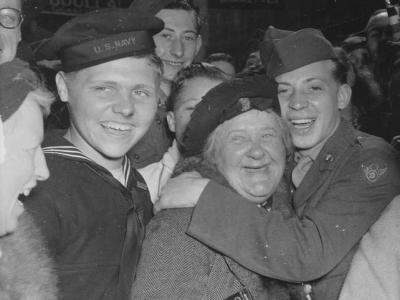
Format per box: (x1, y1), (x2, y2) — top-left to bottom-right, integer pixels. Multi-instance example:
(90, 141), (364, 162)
(215, 110), (286, 203)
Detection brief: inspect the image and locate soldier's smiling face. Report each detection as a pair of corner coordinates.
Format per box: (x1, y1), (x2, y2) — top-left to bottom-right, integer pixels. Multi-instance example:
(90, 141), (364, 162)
(276, 60), (351, 151)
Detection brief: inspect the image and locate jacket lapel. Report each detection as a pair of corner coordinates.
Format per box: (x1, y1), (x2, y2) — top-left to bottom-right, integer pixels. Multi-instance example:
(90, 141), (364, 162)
(293, 120), (355, 213)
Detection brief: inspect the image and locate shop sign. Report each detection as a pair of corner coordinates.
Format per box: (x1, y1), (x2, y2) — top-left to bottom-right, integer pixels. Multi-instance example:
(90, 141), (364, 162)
(42, 0), (131, 16)
(209, 0), (282, 9)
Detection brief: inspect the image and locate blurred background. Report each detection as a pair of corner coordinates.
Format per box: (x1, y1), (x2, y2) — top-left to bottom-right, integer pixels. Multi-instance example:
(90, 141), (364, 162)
(23, 0), (385, 72)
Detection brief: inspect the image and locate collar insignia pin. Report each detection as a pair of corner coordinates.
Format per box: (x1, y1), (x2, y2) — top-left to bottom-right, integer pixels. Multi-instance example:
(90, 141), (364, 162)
(239, 97), (251, 112)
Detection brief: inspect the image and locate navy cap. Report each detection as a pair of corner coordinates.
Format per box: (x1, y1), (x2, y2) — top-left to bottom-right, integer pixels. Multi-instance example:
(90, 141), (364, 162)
(182, 75), (280, 157)
(260, 27), (336, 78)
(48, 8), (164, 72)
(0, 59), (39, 122)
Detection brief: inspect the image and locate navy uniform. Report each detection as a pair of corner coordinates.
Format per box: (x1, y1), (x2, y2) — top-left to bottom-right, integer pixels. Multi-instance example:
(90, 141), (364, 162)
(23, 9), (163, 300)
(184, 28), (400, 300)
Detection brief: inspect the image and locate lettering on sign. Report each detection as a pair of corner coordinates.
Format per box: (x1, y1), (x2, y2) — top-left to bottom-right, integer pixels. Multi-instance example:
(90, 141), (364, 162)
(209, 0), (281, 9)
(45, 0), (122, 15)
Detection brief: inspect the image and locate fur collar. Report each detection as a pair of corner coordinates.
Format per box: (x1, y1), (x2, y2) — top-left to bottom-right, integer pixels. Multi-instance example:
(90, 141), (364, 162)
(0, 213), (57, 300)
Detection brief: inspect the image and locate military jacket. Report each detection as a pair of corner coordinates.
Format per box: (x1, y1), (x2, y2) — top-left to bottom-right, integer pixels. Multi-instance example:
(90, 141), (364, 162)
(188, 120), (400, 300)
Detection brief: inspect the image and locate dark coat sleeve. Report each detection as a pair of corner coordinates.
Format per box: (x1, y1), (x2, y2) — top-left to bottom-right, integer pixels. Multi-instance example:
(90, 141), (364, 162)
(23, 163), (66, 256)
(187, 142), (400, 283)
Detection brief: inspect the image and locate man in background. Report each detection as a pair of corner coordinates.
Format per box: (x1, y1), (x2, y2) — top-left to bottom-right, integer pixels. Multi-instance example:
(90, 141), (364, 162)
(0, 0), (23, 64)
(129, 0), (203, 169)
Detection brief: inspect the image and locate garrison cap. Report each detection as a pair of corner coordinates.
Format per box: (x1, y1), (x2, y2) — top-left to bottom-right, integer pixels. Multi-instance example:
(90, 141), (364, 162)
(260, 26), (336, 78)
(48, 8), (164, 72)
(0, 59), (39, 122)
(182, 75), (280, 157)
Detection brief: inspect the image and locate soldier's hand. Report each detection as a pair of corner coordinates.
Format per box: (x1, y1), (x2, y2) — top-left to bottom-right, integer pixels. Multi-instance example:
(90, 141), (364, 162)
(154, 171), (210, 214)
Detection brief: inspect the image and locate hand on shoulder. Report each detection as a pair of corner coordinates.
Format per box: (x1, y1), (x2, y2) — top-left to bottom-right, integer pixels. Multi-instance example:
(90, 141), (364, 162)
(154, 171), (210, 214)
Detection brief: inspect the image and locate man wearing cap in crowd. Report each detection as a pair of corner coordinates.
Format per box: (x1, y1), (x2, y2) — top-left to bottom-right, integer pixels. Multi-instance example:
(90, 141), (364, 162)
(155, 26), (400, 299)
(365, 9), (389, 64)
(0, 59), (56, 299)
(23, 9), (163, 300)
(0, 0), (23, 64)
(128, 0), (202, 169)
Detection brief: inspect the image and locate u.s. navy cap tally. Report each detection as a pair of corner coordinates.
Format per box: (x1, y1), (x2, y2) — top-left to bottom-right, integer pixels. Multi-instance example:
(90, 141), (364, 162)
(49, 8), (164, 72)
(60, 30), (156, 72)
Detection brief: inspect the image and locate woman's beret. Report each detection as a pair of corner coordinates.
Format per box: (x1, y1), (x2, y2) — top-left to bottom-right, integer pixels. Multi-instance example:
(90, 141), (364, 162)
(182, 75), (279, 157)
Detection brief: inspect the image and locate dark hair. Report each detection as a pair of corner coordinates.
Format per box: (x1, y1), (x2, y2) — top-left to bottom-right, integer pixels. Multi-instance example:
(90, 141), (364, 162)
(204, 52), (235, 66)
(331, 57), (350, 85)
(167, 62), (228, 111)
(164, 0), (203, 33)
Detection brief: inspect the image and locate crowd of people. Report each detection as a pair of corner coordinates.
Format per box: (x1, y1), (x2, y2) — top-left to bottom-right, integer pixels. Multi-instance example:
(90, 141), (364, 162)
(1, 0), (400, 299)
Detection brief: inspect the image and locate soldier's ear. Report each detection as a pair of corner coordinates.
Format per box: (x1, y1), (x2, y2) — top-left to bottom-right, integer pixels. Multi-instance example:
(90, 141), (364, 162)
(337, 83), (351, 110)
(166, 111), (176, 133)
(55, 72), (69, 103)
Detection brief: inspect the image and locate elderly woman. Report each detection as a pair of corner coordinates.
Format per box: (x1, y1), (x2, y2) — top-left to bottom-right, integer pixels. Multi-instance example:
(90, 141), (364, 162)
(131, 76), (307, 299)
(0, 59), (57, 299)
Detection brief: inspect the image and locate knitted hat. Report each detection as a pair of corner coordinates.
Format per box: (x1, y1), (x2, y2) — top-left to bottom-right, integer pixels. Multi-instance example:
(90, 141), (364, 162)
(182, 75), (279, 157)
(0, 59), (39, 122)
(0, 59), (39, 163)
(259, 26), (336, 78)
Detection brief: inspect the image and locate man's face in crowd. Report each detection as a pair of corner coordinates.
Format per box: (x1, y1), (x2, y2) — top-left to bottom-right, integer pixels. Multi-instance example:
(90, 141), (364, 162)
(0, 96), (49, 236)
(154, 9), (202, 82)
(0, 0), (22, 64)
(365, 12), (389, 61)
(167, 76), (222, 145)
(216, 110), (286, 204)
(56, 57), (160, 169)
(367, 28), (386, 61)
(276, 60), (350, 151)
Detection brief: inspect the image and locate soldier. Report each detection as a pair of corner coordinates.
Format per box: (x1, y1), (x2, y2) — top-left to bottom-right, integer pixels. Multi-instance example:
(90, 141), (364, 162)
(24, 9), (163, 300)
(155, 27), (400, 300)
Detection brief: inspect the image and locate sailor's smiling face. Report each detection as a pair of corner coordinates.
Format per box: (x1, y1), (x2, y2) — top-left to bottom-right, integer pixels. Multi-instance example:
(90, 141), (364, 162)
(56, 56), (159, 169)
(276, 60), (350, 151)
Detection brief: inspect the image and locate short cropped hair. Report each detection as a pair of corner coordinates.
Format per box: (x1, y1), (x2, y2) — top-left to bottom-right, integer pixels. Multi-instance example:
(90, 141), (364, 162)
(331, 57), (351, 85)
(167, 62), (229, 111)
(164, 0), (203, 33)
(27, 88), (55, 118)
(204, 52), (235, 66)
